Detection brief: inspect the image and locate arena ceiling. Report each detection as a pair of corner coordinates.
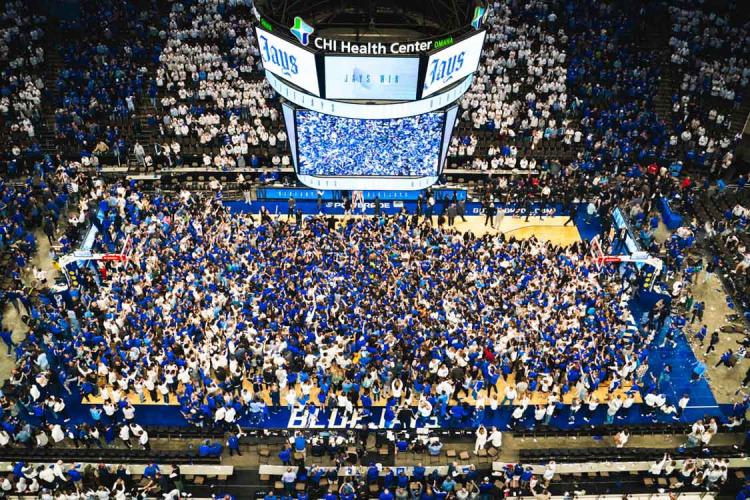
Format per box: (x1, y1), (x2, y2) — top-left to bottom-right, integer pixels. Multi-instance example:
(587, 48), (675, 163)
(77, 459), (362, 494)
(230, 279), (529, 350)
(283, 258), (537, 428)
(254, 0), (480, 39)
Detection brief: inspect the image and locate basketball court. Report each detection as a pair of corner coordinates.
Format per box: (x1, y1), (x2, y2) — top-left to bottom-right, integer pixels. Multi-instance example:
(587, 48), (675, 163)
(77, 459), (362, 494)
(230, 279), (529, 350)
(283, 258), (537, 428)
(77, 211), (646, 421)
(40, 204), (731, 430)
(289, 213), (583, 247)
(447, 214), (582, 247)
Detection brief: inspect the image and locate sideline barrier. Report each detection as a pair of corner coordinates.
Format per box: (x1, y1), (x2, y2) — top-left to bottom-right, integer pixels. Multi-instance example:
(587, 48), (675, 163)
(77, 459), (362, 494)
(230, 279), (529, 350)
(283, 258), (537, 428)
(224, 200), (571, 217)
(255, 187), (468, 201)
(259, 464), (474, 477)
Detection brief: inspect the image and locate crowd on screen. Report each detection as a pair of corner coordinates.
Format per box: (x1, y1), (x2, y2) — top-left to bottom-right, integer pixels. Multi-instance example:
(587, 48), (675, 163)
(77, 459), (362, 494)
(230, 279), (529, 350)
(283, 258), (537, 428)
(297, 112), (444, 177)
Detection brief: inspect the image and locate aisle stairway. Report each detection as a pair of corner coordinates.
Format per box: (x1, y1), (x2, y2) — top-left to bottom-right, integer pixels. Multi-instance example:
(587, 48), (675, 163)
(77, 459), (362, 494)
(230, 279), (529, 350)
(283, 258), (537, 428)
(125, 88), (161, 174)
(37, 22), (65, 155)
(638, 3), (673, 123)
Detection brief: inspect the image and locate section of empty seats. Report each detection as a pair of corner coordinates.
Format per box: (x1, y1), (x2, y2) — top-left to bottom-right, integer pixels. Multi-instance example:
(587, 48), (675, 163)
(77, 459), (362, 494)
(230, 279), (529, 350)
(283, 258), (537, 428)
(518, 446), (744, 464)
(514, 421), (747, 438)
(495, 457), (749, 474)
(0, 447), (221, 465)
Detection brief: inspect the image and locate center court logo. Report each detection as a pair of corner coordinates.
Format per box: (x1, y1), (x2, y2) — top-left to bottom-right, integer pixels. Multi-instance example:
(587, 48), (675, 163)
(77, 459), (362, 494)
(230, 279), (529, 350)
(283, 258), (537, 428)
(290, 16), (314, 46)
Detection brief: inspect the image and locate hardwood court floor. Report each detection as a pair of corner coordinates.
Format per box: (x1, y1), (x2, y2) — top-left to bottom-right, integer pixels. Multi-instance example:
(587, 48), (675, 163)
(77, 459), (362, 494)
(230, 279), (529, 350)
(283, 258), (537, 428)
(320, 214), (583, 247)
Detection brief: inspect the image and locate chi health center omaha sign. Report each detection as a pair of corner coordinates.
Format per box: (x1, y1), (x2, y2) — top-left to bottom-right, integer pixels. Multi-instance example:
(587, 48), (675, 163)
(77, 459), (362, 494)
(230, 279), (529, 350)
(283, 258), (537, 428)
(313, 38), (452, 55)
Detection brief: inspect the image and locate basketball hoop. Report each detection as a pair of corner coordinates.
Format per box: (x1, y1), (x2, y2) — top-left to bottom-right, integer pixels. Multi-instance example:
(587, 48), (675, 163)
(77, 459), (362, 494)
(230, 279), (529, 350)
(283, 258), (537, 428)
(100, 253), (128, 262)
(57, 234), (134, 288)
(589, 235), (663, 274)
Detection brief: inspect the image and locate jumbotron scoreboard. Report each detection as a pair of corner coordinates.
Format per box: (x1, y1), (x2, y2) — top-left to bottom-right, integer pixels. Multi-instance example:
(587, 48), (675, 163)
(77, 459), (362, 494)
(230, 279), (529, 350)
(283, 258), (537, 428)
(253, 1), (489, 190)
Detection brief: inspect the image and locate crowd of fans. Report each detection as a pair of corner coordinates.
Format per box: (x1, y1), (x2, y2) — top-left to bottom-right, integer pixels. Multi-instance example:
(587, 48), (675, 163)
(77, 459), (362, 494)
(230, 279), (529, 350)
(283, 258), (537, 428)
(0, 0), (745, 183)
(667, 1), (747, 178)
(447, 0), (748, 180)
(0, 165), (693, 433)
(669, 2), (749, 102)
(0, 154), (734, 495)
(0, 461), (187, 499)
(44, 188), (649, 431)
(155, 0), (288, 171)
(0, 0), (750, 498)
(297, 112), (444, 177)
(649, 454), (729, 491)
(0, 158), (90, 283)
(0, 1), (45, 157)
(51, 0), (162, 165)
(0, 168), (730, 445)
(451, 0), (573, 170)
(0, 0), (743, 183)
(266, 459), (549, 500)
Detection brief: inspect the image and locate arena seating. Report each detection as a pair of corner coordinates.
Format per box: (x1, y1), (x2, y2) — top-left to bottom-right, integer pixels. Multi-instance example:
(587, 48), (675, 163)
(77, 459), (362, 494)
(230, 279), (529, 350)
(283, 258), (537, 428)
(19, 0), (745, 177)
(693, 186), (750, 313)
(0, 447), (220, 465)
(520, 445), (744, 464)
(668, 1), (750, 148)
(513, 421), (740, 439)
(148, 0), (288, 174)
(2, 1), (750, 499)
(42, 0), (163, 165)
(0, 1), (46, 156)
(145, 425), (224, 440)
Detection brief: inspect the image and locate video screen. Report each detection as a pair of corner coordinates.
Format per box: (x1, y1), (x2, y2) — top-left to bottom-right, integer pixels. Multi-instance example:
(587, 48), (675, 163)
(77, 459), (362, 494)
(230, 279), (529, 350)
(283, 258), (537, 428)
(324, 56), (420, 101)
(281, 101), (298, 169)
(255, 27), (321, 96)
(422, 30), (486, 98)
(295, 110), (445, 177)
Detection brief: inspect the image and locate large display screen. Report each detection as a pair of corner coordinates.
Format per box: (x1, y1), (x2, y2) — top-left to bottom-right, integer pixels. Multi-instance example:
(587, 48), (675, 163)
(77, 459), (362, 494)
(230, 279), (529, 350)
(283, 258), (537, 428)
(296, 110), (445, 177)
(422, 31), (486, 98)
(440, 105), (459, 168)
(324, 56), (420, 101)
(281, 101), (298, 169)
(255, 27), (320, 96)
